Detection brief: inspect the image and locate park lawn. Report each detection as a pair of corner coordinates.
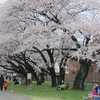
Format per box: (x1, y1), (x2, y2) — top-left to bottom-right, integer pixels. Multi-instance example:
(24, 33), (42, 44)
(8, 81), (93, 100)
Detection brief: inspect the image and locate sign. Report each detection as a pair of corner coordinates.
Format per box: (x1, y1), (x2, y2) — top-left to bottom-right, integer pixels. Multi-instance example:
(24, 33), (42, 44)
(27, 73), (32, 79)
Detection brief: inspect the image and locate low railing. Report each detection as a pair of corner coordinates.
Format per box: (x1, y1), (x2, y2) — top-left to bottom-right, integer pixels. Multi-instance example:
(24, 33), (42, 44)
(64, 73), (100, 83)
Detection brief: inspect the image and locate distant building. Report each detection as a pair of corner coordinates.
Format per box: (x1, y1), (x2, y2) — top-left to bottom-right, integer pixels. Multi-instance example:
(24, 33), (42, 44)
(64, 59), (100, 83)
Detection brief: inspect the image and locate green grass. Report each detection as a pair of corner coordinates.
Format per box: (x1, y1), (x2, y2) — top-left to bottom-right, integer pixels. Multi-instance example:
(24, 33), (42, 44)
(8, 81), (93, 100)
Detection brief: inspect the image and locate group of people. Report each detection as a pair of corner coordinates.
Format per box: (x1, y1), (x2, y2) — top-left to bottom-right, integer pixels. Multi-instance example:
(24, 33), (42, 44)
(56, 81), (69, 90)
(0, 75), (8, 91)
(88, 83), (100, 99)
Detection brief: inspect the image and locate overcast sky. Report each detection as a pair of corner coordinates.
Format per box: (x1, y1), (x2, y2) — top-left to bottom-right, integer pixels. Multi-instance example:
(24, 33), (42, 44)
(0, 0), (7, 4)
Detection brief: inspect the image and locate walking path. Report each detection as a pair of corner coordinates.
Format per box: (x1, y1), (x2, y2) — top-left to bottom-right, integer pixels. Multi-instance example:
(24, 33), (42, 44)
(0, 90), (32, 100)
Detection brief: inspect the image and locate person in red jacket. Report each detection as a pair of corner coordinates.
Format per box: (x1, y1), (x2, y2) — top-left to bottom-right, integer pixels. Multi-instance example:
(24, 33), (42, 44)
(4, 81), (8, 90)
(65, 83), (69, 90)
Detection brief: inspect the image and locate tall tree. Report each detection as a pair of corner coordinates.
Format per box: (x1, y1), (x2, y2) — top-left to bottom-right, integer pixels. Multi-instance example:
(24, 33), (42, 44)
(0, 0), (100, 88)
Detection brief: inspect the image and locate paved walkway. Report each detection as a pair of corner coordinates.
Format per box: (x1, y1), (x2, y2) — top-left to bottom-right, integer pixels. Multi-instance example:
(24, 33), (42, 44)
(0, 90), (32, 100)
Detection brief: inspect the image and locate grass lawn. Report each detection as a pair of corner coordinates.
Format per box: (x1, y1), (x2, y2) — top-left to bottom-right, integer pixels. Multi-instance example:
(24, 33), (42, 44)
(8, 81), (94, 100)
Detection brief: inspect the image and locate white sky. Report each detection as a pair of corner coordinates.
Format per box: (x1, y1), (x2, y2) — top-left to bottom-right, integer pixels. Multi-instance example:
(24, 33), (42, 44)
(0, 0), (7, 4)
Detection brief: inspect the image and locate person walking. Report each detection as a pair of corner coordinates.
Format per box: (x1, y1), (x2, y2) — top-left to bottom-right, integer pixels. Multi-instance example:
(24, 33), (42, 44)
(0, 74), (4, 91)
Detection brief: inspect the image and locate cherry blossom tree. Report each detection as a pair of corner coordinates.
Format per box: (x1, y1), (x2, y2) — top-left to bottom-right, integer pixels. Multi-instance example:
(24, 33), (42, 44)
(0, 0), (100, 89)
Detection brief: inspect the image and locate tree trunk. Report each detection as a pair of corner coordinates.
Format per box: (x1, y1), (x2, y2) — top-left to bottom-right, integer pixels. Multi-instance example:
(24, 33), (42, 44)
(36, 80), (41, 85)
(58, 67), (65, 85)
(32, 72), (42, 85)
(40, 69), (45, 83)
(51, 75), (57, 87)
(50, 67), (57, 87)
(73, 59), (92, 90)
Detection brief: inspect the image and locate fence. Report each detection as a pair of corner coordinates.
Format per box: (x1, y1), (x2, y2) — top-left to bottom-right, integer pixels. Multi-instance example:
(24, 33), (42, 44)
(65, 73), (100, 83)
(44, 73), (100, 83)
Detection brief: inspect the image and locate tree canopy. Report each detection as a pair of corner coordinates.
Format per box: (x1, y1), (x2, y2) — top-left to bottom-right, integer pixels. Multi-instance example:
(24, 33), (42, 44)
(0, 0), (100, 89)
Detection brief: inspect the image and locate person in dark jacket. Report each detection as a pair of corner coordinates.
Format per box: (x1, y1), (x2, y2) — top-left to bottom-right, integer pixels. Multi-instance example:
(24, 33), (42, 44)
(0, 75), (4, 91)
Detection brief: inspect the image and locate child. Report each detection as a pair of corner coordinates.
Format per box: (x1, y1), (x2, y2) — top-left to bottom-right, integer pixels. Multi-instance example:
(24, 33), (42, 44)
(4, 81), (8, 90)
(61, 83), (66, 90)
(65, 83), (69, 90)
(92, 84), (98, 95)
(27, 79), (32, 90)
